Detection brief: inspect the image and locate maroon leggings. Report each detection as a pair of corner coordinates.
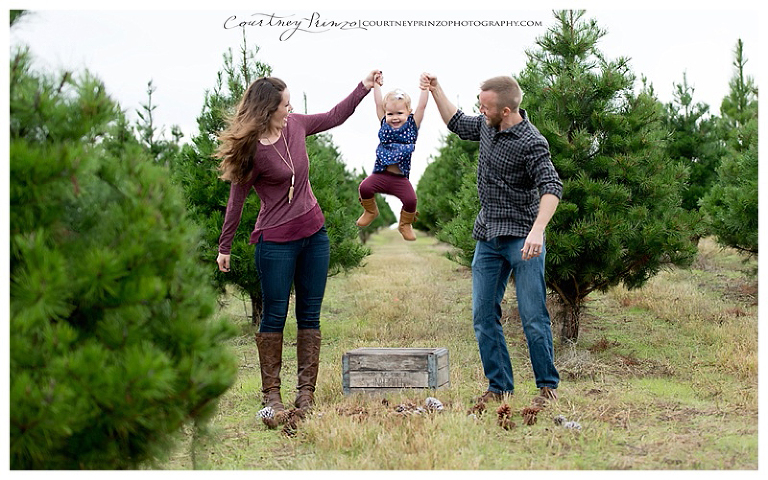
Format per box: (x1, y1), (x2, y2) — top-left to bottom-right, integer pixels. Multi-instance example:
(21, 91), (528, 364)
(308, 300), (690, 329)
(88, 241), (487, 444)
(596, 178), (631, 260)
(359, 171), (417, 212)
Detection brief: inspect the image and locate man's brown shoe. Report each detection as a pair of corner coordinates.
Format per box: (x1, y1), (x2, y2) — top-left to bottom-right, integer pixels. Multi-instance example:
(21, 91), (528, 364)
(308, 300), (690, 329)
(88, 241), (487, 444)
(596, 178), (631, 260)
(539, 387), (558, 403)
(474, 390), (507, 403)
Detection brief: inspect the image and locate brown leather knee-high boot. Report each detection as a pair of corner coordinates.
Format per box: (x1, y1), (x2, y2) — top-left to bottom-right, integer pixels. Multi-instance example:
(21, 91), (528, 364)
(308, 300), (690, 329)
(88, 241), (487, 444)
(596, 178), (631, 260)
(255, 332), (285, 412)
(294, 329), (322, 410)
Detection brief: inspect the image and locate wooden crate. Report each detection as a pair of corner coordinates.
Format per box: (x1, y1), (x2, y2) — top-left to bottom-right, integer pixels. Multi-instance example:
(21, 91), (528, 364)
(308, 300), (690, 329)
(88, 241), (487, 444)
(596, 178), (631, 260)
(342, 347), (449, 395)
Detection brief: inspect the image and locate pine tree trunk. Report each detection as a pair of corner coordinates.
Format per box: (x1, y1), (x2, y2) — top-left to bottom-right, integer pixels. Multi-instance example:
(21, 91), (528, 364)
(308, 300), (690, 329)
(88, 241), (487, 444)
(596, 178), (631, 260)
(556, 301), (581, 344)
(250, 293), (262, 326)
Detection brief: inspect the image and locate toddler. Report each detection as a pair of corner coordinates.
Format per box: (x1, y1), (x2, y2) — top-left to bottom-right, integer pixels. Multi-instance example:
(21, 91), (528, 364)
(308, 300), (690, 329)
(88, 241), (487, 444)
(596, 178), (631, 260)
(356, 73), (429, 241)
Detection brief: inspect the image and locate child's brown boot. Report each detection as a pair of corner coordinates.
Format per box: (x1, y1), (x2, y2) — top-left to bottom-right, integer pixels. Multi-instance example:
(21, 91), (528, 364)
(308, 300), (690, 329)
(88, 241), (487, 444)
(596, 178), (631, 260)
(398, 210), (418, 241)
(356, 197), (379, 227)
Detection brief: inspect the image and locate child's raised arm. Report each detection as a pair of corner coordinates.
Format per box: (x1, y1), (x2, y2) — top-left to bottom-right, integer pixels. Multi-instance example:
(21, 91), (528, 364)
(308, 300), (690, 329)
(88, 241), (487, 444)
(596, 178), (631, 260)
(413, 85), (429, 128)
(373, 73), (385, 121)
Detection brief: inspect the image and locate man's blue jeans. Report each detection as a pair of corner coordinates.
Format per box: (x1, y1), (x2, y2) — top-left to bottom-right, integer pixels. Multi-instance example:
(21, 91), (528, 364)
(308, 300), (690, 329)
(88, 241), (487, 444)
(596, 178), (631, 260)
(254, 226), (330, 333)
(472, 236), (559, 394)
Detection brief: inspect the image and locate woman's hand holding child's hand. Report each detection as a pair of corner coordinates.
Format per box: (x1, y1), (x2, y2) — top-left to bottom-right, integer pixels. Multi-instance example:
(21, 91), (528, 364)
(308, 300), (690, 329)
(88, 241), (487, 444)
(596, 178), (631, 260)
(363, 70), (383, 89)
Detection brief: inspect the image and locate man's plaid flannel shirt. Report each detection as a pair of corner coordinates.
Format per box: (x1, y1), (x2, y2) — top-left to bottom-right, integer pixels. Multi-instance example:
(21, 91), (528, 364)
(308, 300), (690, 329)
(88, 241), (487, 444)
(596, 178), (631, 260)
(447, 108), (563, 242)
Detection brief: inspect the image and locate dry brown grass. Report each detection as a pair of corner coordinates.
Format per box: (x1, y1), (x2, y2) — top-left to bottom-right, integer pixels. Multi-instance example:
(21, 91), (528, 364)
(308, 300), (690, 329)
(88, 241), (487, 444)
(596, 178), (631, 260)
(159, 232), (758, 470)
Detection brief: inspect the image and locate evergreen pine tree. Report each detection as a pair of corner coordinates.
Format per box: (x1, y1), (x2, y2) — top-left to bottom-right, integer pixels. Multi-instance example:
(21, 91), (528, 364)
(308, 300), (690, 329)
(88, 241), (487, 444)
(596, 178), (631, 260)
(436, 159), (480, 266)
(662, 73), (725, 218)
(170, 40), (268, 323)
(517, 10), (699, 341)
(135, 79), (183, 166)
(415, 133), (478, 234)
(718, 40), (759, 150)
(10, 46), (237, 469)
(700, 39), (758, 255)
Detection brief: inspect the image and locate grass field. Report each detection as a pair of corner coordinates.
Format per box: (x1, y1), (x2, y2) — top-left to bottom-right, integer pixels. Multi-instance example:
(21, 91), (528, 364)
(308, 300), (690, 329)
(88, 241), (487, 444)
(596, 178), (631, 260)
(160, 229), (758, 470)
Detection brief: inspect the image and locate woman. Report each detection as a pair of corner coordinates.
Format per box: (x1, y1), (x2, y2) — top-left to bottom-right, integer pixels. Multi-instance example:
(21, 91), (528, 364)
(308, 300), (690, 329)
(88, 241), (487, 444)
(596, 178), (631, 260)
(216, 70), (381, 413)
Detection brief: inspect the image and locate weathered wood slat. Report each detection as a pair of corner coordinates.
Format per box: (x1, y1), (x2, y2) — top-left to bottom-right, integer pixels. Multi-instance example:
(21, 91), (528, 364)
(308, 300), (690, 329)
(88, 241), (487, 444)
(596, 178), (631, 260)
(348, 371), (429, 388)
(342, 347), (450, 395)
(347, 354), (429, 371)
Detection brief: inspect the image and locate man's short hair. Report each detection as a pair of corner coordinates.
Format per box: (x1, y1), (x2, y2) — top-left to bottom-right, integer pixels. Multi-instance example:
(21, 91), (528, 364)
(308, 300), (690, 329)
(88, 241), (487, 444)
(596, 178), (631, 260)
(480, 76), (523, 112)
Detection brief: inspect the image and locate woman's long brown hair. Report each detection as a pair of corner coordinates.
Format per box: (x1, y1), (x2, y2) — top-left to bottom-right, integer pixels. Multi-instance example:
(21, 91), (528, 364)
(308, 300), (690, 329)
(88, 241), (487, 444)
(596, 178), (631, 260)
(216, 77), (287, 184)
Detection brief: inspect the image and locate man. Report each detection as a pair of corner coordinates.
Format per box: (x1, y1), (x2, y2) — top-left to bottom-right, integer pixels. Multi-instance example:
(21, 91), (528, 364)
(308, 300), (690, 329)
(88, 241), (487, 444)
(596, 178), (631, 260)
(422, 73), (561, 403)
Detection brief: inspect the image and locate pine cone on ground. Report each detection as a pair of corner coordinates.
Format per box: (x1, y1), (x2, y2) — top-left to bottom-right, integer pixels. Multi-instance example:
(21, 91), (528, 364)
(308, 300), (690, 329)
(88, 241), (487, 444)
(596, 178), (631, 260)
(277, 408), (302, 435)
(337, 405), (369, 422)
(394, 401), (425, 415)
(281, 423), (297, 437)
(521, 406), (543, 426)
(259, 406), (279, 429)
(424, 397), (444, 412)
(496, 404), (512, 421)
(563, 421), (582, 431)
(274, 409), (292, 424)
(466, 401), (487, 417)
(496, 404), (516, 430)
(258, 406), (275, 419)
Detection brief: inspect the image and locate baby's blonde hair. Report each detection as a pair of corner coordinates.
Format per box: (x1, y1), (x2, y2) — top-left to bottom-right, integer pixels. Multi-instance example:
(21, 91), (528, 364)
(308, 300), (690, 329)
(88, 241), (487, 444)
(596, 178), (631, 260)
(382, 89), (412, 111)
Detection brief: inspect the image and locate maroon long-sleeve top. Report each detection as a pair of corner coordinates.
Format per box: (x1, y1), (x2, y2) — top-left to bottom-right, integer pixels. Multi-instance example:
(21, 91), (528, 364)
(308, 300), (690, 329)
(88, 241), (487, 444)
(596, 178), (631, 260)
(218, 82), (370, 255)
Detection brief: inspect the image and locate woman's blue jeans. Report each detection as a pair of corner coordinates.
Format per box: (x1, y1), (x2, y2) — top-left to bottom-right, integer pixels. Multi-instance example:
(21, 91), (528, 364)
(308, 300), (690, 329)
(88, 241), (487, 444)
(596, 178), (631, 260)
(471, 236), (559, 394)
(254, 226), (330, 333)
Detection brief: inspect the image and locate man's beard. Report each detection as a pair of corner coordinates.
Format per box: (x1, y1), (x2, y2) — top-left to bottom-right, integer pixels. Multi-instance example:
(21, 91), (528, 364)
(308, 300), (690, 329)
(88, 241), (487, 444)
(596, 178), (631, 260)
(485, 114), (502, 129)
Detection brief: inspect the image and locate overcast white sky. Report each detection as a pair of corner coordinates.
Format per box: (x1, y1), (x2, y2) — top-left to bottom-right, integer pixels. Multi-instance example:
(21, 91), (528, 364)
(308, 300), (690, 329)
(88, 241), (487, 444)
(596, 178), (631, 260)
(8, 1), (762, 215)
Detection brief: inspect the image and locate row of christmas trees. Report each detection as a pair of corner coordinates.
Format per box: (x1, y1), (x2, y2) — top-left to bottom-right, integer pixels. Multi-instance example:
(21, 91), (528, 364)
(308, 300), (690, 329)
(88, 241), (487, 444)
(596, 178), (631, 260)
(415, 11), (758, 342)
